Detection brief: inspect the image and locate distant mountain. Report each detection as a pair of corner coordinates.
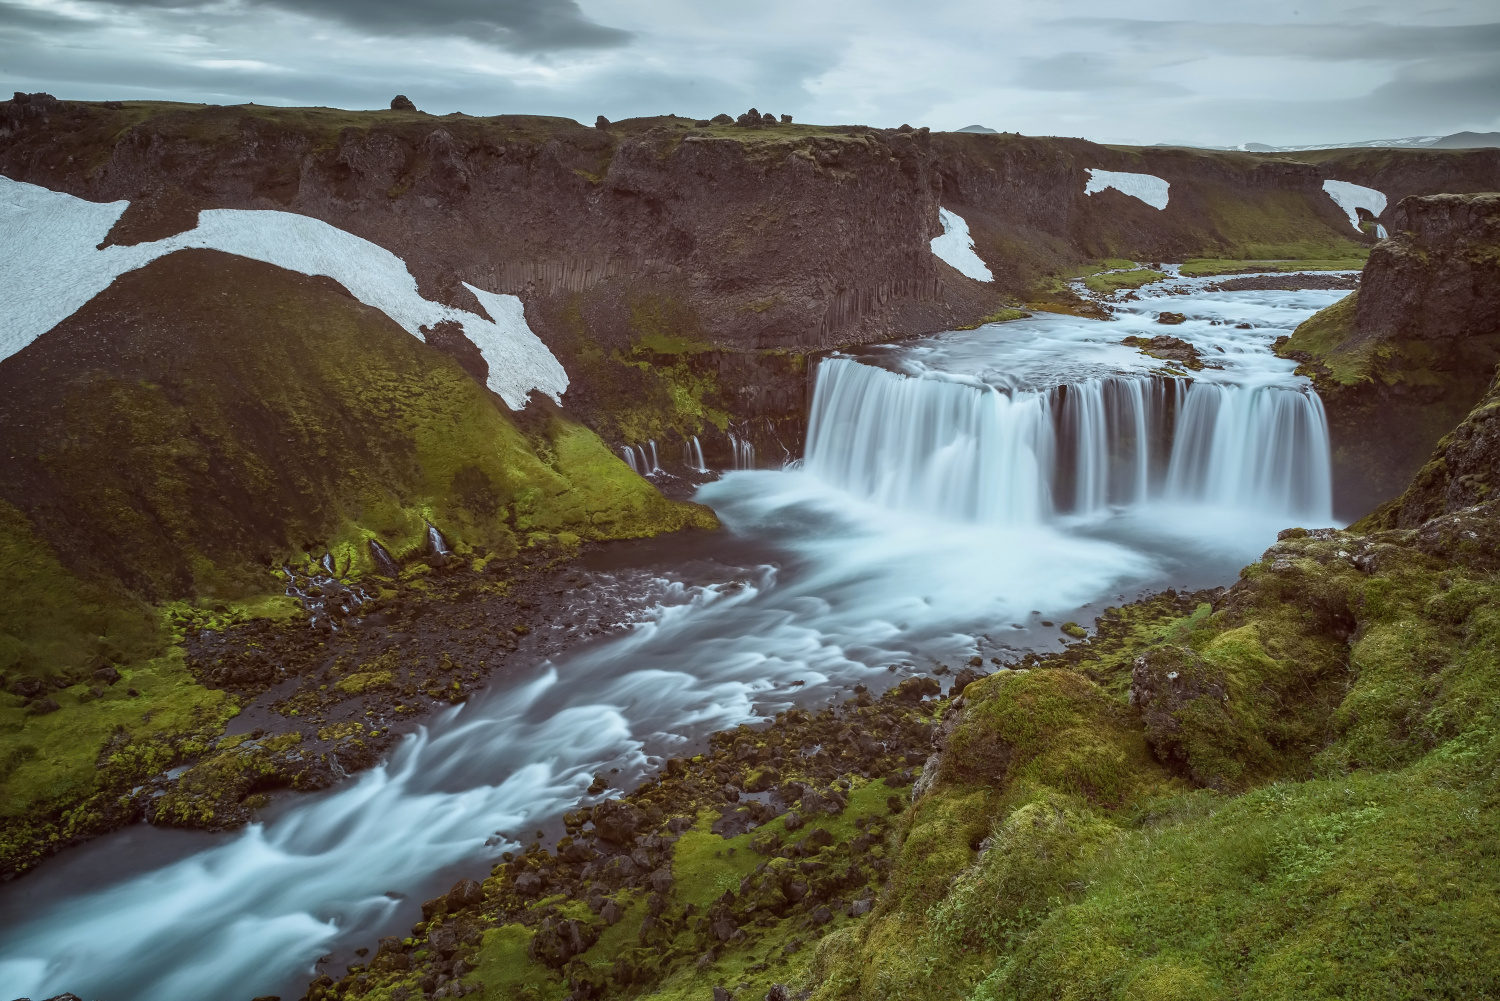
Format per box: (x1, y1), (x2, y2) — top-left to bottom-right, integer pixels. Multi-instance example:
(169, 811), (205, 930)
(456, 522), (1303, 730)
(1429, 131), (1500, 149)
(1169, 131), (1500, 153)
(955, 124), (998, 133)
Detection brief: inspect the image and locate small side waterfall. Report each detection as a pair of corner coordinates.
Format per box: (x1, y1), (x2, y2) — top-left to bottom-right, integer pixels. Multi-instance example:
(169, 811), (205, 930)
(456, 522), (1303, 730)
(805, 356), (1332, 525)
(727, 433), (756, 471)
(427, 523), (452, 556)
(620, 441), (663, 476)
(684, 435), (707, 473)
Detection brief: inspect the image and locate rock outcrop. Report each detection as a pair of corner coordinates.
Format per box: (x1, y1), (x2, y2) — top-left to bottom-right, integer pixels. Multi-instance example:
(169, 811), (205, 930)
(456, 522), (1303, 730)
(1279, 192), (1500, 519)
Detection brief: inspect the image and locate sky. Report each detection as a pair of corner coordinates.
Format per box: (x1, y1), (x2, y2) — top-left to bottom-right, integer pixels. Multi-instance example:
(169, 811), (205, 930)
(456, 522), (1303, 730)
(1, 0), (1496, 147)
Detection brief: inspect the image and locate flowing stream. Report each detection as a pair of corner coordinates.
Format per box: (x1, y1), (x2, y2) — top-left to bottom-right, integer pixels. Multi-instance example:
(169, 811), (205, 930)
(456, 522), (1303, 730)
(0, 278), (1351, 1001)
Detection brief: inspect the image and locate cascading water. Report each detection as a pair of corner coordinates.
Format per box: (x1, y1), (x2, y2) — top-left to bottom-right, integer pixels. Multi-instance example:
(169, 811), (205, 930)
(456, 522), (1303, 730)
(726, 433), (756, 471)
(683, 435), (707, 473)
(804, 352), (1332, 526)
(0, 279), (1353, 1001)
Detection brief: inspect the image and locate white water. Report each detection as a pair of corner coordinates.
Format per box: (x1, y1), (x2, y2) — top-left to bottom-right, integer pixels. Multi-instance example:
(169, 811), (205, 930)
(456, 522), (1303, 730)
(0, 281), (1347, 1001)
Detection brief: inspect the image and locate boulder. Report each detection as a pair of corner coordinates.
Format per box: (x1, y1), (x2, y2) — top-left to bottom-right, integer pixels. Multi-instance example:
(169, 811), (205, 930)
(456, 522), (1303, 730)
(446, 877), (483, 910)
(93, 664), (122, 685)
(1156, 311), (1187, 325)
(513, 871), (543, 897)
(591, 799), (643, 844)
(390, 95), (416, 111)
(27, 698), (60, 715)
(596, 115), (611, 129)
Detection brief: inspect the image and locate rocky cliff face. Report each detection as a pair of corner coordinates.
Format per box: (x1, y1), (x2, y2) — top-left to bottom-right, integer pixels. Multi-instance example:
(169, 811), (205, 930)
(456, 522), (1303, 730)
(1279, 192), (1500, 519)
(11, 95), (1494, 468)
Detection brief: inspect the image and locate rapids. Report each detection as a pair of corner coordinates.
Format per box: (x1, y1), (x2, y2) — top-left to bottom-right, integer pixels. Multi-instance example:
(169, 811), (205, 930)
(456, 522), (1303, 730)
(0, 277), (1352, 1001)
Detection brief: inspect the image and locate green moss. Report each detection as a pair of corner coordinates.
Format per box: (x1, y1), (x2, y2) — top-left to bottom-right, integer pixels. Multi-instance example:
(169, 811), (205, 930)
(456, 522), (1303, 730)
(470, 924), (566, 1000)
(1179, 257), (1367, 277)
(1278, 292), (1371, 386)
(1082, 269), (1168, 294)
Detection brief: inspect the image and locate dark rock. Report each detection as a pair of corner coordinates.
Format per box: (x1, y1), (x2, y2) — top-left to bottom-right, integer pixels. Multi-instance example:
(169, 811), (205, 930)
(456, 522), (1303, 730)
(713, 987), (733, 1001)
(93, 664), (122, 685)
(782, 809), (803, 831)
(1129, 646), (1237, 788)
(592, 799), (642, 844)
(428, 924), (459, 956)
(780, 114), (792, 123)
(601, 898), (625, 924)
(949, 665), (986, 696)
(596, 115), (611, 129)
(390, 95), (416, 111)
(1156, 311), (1187, 325)
(711, 913), (739, 940)
(710, 113), (732, 124)
(27, 697), (60, 715)
(9, 675), (44, 699)
(766, 985), (791, 1001)
(850, 898), (873, 916)
(446, 877), (483, 910)
(810, 905), (833, 925)
(421, 895), (447, 920)
(1122, 333), (1204, 370)
(514, 870), (543, 897)
(649, 867), (674, 893)
(892, 676), (940, 702)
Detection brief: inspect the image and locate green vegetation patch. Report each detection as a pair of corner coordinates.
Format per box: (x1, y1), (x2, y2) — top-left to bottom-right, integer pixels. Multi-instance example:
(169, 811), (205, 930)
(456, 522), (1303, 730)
(1082, 268), (1168, 294)
(1180, 256), (1367, 277)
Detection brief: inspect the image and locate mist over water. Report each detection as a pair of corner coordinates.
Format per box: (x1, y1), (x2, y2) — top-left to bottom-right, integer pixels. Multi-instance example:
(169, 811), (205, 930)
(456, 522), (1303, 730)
(0, 282), (1351, 1001)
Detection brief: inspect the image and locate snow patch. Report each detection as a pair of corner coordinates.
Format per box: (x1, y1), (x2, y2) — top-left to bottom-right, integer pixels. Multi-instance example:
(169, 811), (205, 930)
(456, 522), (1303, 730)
(930, 207), (994, 282)
(1321, 179), (1387, 233)
(0, 177), (567, 409)
(1084, 169), (1170, 210)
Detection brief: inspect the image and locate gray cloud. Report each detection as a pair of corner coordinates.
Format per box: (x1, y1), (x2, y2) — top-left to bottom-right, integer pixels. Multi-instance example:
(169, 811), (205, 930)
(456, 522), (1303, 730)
(68, 0), (632, 52)
(1018, 52), (1193, 95)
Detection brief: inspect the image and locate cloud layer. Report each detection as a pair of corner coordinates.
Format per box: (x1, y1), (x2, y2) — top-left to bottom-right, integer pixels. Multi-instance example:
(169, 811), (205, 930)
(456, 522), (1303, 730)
(1, 0), (1495, 146)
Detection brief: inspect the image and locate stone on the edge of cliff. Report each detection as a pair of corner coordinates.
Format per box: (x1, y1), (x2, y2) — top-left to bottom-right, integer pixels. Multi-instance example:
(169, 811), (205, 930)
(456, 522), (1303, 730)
(1157, 312), (1187, 325)
(737, 107), (761, 126)
(781, 114), (792, 123)
(950, 666), (986, 696)
(390, 95), (416, 111)
(761, 112), (777, 123)
(596, 115), (611, 129)
(766, 985), (791, 1001)
(446, 877), (483, 910)
(591, 799), (643, 844)
(712, 113), (732, 124)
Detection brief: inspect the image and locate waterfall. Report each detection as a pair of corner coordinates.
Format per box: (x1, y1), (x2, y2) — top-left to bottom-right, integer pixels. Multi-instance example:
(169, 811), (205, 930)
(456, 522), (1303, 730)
(621, 441), (661, 476)
(684, 435), (707, 473)
(426, 523), (451, 556)
(727, 433), (756, 471)
(804, 356), (1332, 525)
(368, 539), (399, 576)
(1164, 382), (1332, 516)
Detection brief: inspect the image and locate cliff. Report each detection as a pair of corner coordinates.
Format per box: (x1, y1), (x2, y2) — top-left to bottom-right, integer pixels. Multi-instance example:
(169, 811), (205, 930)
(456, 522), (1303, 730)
(8, 94), (1495, 466)
(1279, 192), (1500, 518)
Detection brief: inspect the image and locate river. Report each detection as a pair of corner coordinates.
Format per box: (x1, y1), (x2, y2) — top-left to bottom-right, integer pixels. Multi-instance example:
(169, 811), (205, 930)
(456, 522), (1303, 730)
(0, 274), (1351, 1001)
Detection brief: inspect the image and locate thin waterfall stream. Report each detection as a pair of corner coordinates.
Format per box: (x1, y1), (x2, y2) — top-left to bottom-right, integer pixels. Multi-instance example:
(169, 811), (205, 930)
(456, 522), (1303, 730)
(0, 280), (1352, 1001)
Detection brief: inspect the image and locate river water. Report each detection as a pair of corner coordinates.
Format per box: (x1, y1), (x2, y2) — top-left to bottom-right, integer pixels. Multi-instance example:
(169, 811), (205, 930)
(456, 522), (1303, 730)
(0, 277), (1351, 1001)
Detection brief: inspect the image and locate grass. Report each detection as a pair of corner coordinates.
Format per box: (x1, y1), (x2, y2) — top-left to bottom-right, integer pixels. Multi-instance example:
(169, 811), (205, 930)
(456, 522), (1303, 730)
(1082, 269), (1168, 294)
(1179, 256), (1367, 277)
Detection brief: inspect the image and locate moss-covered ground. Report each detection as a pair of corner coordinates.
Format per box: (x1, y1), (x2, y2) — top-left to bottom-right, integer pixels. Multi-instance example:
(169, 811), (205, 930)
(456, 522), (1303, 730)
(1082, 268), (1168, 294)
(0, 249), (714, 874)
(1179, 256), (1367, 278)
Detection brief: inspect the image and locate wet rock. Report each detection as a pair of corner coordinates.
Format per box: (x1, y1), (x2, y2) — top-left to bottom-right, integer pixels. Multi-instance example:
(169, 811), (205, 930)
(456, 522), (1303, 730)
(592, 800), (642, 844)
(514, 870), (543, 897)
(892, 676), (940, 702)
(1122, 333), (1203, 369)
(390, 95), (416, 111)
(949, 665), (986, 696)
(446, 877), (483, 910)
(1156, 311), (1187, 325)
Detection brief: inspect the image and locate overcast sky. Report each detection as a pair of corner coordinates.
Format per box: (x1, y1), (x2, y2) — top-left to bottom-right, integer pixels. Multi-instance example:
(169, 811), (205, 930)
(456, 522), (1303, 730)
(2, 0), (1496, 146)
